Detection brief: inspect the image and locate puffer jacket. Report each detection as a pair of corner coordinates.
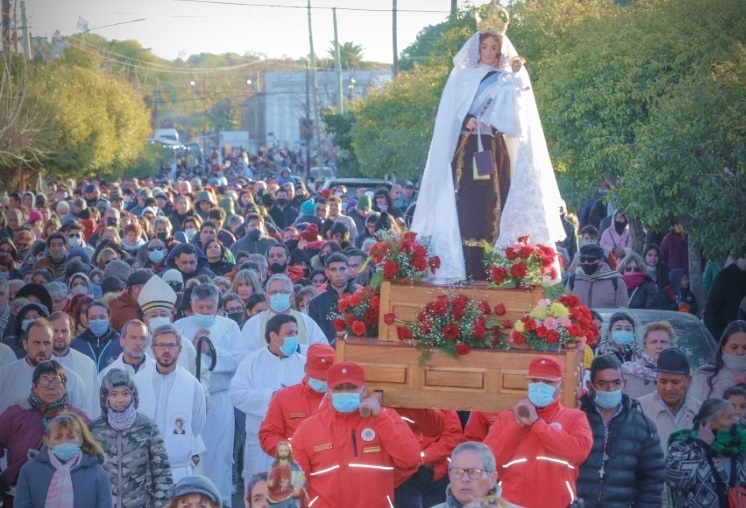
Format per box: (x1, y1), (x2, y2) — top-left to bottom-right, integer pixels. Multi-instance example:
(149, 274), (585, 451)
(88, 369), (172, 508)
(89, 413), (172, 508)
(13, 445), (112, 508)
(568, 263), (628, 309)
(577, 393), (665, 508)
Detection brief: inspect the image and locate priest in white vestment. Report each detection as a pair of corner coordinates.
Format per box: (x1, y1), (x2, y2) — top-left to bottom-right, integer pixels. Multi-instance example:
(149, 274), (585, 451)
(231, 313), (306, 491)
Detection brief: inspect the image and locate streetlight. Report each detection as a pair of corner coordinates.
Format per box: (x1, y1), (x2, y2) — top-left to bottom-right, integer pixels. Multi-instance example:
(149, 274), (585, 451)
(347, 77), (356, 100)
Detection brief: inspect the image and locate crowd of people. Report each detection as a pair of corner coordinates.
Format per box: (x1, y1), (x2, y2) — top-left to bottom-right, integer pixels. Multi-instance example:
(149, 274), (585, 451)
(1, 3), (745, 507)
(0, 163), (743, 507)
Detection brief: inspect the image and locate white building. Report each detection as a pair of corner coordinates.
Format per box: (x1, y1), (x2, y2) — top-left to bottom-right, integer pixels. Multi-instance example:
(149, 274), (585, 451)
(240, 69), (392, 148)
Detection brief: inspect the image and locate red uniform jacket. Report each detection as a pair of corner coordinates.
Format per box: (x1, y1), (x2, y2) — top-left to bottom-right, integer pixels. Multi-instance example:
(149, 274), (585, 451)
(291, 405), (421, 508)
(483, 399), (593, 508)
(259, 378), (325, 457)
(463, 411), (499, 442)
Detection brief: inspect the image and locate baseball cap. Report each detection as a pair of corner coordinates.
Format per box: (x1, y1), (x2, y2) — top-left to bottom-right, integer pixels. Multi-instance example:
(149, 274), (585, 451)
(305, 344), (336, 380)
(526, 355), (564, 381)
(327, 361), (365, 388)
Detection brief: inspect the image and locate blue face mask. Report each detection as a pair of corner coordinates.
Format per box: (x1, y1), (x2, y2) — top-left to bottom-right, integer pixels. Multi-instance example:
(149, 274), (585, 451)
(279, 336), (298, 357)
(308, 377), (328, 393)
(527, 382), (557, 408)
(611, 330), (635, 346)
(193, 313), (215, 328)
(594, 386), (623, 410)
(51, 442), (81, 461)
(269, 293), (292, 313)
(331, 391), (362, 413)
(149, 250), (165, 264)
(21, 319), (35, 332)
(247, 230), (261, 242)
(88, 319), (109, 337)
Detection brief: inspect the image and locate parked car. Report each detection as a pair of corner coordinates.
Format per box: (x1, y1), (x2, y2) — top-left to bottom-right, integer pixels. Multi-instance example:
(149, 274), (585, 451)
(594, 308), (716, 370)
(320, 177), (392, 196)
(309, 166), (335, 180)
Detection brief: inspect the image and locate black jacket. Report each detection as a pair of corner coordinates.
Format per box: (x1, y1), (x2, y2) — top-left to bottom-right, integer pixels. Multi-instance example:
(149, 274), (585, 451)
(308, 280), (360, 344)
(577, 393), (665, 508)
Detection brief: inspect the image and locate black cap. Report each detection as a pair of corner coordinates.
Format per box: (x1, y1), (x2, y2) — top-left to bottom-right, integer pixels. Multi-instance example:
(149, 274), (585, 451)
(655, 348), (690, 375)
(403, 180), (414, 188)
(109, 192), (123, 202)
(127, 269), (154, 287)
(84, 184), (97, 193)
(579, 243), (605, 260)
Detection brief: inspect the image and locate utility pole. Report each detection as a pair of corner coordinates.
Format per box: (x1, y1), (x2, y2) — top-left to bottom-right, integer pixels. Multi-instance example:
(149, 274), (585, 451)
(392, 0), (398, 76)
(306, 0), (323, 171)
(333, 7), (343, 113)
(1, 0), (10, 56)
(451, 0), (458, 16)
(20, 0), (29, 59)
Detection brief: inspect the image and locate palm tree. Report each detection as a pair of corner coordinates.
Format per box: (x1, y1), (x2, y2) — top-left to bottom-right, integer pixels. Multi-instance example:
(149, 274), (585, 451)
(326, 41), (365, 70)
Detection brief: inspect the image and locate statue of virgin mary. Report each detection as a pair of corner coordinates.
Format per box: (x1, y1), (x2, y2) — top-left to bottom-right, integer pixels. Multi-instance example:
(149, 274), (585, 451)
(411, 3), (565, 284)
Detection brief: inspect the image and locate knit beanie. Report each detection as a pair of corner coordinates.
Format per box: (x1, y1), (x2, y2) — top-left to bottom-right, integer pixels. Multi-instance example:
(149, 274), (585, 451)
(300, 199), (316, 216)
(356, 195), (372, 211)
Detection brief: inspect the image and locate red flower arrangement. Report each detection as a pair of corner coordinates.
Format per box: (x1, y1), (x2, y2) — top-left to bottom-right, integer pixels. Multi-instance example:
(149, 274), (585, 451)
(484, 236), (558, 288)
(391, 291), (509, 362)
(332, 285), (381, 337)
(369, 231), (440, 284)
(509, 293), (599, 351)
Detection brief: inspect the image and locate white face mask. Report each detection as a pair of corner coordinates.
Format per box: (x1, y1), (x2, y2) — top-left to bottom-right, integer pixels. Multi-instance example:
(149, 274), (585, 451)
(722, 352), (746, 370)
(148, 316), (171, 331)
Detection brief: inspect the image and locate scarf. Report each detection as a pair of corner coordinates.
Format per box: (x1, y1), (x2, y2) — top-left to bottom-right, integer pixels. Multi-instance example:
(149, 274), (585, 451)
(669, 425), (746, 457)
(621, 352), (658, 382)
(107, 404), (137, 431)
(624, 272), (652, 291)
(597, 337), (643, 363)
(29, 393), (70, 426)
(45, 449), (81, 508)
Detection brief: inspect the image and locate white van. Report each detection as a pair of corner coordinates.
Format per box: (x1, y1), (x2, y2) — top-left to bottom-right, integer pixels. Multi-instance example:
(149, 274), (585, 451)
(150, 128), (181, 146)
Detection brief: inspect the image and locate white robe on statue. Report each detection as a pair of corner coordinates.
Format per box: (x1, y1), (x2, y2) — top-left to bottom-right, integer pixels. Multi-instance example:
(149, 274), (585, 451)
(411, 32), (565, 284)
(0, 358), (92, 417)
(137, 363), (207, 482)
(230, 347), (306, 489)
(240, 309), (329, 353)
(53, 348), (100, 418)
(173, 314), (247, 502)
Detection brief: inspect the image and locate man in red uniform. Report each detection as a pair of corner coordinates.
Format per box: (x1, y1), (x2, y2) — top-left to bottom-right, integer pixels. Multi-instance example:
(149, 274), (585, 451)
(290, 361), (421, 508)
(483, 355), (593, 508)
(258, 343), (336, 457)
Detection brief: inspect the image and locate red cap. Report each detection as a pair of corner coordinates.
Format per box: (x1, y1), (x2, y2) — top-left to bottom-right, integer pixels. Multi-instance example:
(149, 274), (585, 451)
(305, 344), (336, 380)
(526, 355), (564, 381)
(327, 361), (365, 388)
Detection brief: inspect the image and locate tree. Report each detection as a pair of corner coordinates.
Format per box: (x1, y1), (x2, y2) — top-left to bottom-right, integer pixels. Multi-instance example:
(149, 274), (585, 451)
(0, 54), (48, 188)
(326, 41), (365, 70)
(538, 0), (746, 260)
(29, 63), (151, 179)
(321, 109), (360, 176)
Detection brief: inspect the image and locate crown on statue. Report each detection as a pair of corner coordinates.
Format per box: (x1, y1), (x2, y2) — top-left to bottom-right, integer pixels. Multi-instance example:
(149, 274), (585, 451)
(476, 1), (510, 36)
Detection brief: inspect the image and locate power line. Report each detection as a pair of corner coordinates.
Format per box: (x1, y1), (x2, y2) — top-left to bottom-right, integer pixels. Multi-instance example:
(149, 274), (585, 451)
(173, 0), (450, 14)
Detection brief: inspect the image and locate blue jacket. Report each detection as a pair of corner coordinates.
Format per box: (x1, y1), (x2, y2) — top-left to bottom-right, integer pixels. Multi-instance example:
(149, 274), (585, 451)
(14, 445), (112, 508)
(70, 328), (123, 373)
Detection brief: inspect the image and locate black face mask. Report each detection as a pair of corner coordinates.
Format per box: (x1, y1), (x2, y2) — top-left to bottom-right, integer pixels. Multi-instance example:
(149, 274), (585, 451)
(156, 232), (168, 241)
(106, 218), (118, 226)
(269, 262), (287, 273)
(614, 221), (627, 234)
(581, 263), (600, 276)
(227, 311), (244, 325)
(276, 198), (289, 207)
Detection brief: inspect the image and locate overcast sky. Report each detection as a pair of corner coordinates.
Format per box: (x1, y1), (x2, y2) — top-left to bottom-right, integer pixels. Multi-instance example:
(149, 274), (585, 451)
(26, 0), (478, 63)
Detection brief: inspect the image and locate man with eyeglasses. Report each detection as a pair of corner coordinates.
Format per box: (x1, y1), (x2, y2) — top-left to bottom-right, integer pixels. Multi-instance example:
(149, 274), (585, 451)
(0, 317), (92, 417)
(136, 324), (206, 482)
(109, 269), (154, 331)
(483, 355), (593, 508)
(240, 274), (328, 352)
(432, 441), (520, 508)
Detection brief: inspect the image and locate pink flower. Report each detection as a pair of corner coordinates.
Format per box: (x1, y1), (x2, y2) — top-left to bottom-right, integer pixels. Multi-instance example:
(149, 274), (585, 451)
(538, 298), (552, 307)
(543, 316), (559, 331)
(559, 317), (572, 328)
